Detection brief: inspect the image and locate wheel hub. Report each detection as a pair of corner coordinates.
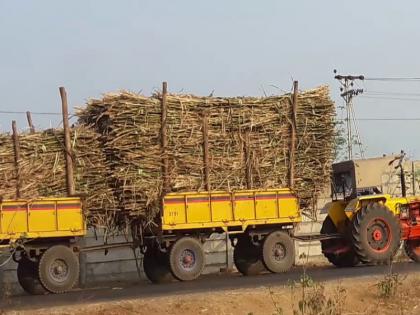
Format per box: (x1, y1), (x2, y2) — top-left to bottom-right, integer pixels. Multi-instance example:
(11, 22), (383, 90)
(179, 249), (195, 270)
(49, 259), (69, 283)
(367, 218), (391, 252)
(372, 229), (383, 241)
(272, 243), (286, 261)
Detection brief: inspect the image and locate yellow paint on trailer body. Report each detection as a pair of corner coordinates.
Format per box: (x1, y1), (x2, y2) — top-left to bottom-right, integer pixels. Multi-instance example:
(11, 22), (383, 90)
(0, 197), (86, 242)
(162, 189), (301, 231)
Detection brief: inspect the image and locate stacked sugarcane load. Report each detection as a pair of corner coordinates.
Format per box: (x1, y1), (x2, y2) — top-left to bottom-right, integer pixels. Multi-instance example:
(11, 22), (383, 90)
(78, 93), (163, 222)
(0, 127), (118, 229)
(0, 85), (335, 230)
(166, 86), (336, 210)
(78, 85), (336, 219)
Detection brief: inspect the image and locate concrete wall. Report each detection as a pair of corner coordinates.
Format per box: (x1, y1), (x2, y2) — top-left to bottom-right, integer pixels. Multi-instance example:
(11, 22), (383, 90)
(0, 223), (325, 297)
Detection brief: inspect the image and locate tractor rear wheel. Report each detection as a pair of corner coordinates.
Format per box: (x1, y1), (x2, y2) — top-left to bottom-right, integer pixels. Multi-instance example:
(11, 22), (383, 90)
(233, 235), (266, 276)
(17, 257), (48, 295)
(352, 203), (401, 264)
(404, 240), (420, 263)
(262, 231), (294, 273)
(320, 216), (359, 267)
(143, 247), (175, 284)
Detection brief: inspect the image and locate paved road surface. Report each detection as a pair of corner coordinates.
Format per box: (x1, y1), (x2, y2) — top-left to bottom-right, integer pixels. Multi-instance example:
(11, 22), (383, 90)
(2, 262), (420, 311)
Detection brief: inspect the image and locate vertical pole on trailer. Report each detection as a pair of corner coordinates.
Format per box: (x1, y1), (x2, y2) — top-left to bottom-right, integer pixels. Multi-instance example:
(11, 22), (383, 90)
(161, 82), (169, 194)
(26, 111), (35, 133)
(159, 81), (169, 236)
(244, 131), (252, 189)
(12, 120), (21, 199)
(202, 112), (210, 191)
(60, 87), (75, 196)
(288, 81), (298, 188)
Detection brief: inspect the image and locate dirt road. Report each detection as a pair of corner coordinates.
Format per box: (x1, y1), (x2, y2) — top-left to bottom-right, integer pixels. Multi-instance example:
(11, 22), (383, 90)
(2, 262), (420, 314)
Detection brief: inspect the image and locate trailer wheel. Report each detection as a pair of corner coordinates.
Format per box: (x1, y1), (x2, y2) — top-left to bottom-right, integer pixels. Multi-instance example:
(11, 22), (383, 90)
(143, 247), (174, 284)
(404, 240), (420, 263)
(17, 257), (48, 295)
(262, 231), (294, 273)
(169, 237), (205, 281)
(320, 216), (359, 267)
(233, 235), (266, 276)
(352, 203), (401, 264)
(38, 245), (79, 294)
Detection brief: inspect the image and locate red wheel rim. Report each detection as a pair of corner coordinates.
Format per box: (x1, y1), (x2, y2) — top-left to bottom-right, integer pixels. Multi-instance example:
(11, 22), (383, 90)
(366, 218), (392, 253)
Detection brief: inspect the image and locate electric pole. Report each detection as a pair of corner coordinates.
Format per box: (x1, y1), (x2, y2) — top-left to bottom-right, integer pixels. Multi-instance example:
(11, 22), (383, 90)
(334, 70), (365, 160)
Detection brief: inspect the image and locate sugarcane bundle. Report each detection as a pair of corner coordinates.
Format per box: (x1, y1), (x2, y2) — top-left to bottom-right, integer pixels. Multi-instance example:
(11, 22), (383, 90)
(0, 133), (17, 198)
(78, 92), (163, 220)
(0, 127), (118, 229)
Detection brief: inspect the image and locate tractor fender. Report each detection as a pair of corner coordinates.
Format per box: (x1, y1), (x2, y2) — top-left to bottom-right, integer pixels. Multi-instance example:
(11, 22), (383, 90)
(324, 200), (348, 233)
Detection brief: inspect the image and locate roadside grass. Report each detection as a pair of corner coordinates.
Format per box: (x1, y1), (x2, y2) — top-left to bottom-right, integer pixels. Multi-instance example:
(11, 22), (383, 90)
(268, 253), (347, 315)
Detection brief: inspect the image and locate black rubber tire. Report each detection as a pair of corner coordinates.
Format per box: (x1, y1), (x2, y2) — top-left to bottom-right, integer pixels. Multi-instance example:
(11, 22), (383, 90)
(233, 235), (266, 276)
(143, 247), (175, 284)
(352, 203), (401, 265)
(404, 240), (420, 263)
(169, 237), (205, 281)
(17, 258), (48, 295)
(38, 245), (79, 294)
(262, 231), (295, 273)
(320, 216), (359, 267)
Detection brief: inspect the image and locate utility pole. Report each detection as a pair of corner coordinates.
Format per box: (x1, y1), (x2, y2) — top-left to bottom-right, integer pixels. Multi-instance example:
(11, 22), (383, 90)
(334, 70), (365, 160)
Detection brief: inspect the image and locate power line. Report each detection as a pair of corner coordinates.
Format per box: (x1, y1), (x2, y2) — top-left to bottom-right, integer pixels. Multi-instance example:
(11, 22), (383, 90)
(338, 118), (420, 121)
(360, 95), (420, 102)
(365, 77), (420, 81)
(364, 90), (420, 97)
(0, 110), (63, 116)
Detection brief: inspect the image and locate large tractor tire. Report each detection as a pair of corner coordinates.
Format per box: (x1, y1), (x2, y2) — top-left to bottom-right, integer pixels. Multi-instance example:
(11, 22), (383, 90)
(143, 247), (175, 284)
(233, 235), (267, 276)
(17, 257), (48, 295)
(38, 245), (79, 294)
(404, 240), (420, 263)
(169, 237), (205, 281)
(262, 231), (294, 273)
(352, 203), (401, 264)
(320, 216), (359, 267)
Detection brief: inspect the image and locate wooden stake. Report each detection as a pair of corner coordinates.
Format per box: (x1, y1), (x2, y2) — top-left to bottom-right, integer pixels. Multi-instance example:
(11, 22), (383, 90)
(412, 161), (416, 195)
(289, 81), (298, 188)
(202, 112), (210, 191)
(161, 82), (170, 194)
(244, 131), (252, 189)
(11, 120), (21, 199)
(26, 111), (35, 133)
(60, 87), (75, 196)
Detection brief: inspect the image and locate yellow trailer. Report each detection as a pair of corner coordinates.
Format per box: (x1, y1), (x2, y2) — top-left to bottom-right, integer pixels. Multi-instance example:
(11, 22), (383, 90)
(143, 188), (301, 283)
(1, 189), (301, 292)
(0, 197), (85, 295)
(0, 197), (85, 242)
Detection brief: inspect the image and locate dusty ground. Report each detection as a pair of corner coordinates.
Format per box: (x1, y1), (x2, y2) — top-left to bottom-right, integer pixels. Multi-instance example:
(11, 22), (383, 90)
(2, 272), (420, 315)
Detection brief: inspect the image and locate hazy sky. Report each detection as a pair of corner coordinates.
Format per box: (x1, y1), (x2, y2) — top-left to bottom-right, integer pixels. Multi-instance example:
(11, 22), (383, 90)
(1, 1), (420, 159)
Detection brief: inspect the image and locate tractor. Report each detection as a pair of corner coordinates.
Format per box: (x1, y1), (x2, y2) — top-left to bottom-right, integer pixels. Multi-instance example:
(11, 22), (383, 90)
(321, 152), (420, 266)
